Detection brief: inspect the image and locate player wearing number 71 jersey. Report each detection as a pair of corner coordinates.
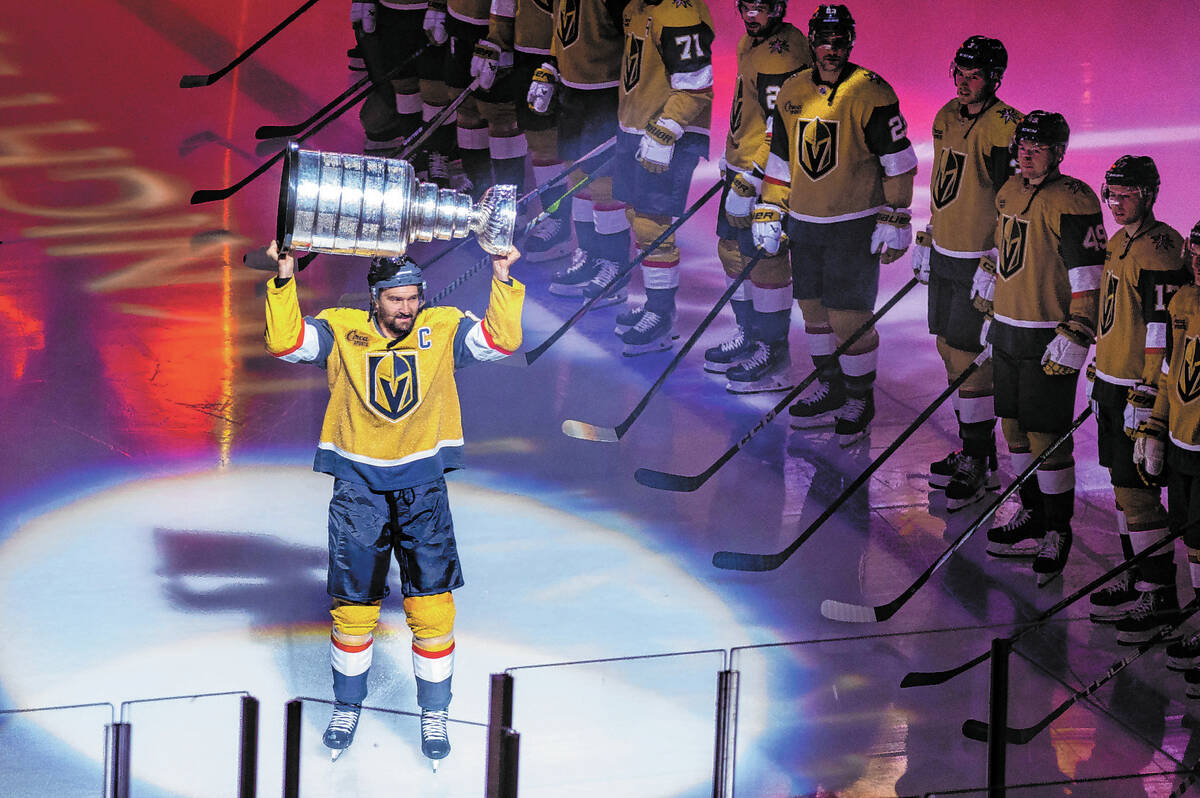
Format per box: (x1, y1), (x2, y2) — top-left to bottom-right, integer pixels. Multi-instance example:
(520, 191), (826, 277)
(756, 4), (918, 444)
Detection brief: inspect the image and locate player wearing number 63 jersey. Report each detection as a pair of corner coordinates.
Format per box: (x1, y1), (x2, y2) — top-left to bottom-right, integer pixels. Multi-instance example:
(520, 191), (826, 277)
(981, 110), (1105, 584)
(758, 4), (917, 445)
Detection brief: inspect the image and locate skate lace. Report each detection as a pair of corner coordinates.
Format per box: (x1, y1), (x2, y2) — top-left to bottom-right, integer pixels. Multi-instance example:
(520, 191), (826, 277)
(1097, 570), (1135, 596)
(1176, 630), (1200, 651)
(421, 709), (449, 742)
(530, 216), (563, 242)
(739, 341), (769, 368)
(1036, 529), (1063, 559)
(717, 328), (746, 354)
(562, 248), (589, 275)
(631, 310), (663, 333)
(797, 380), (830, 405)
(1123, 590), (1160, 621)
(996, 507), (1032, 533)
(617, 305), (644, 325)
(591, 258), (620, 287)
(955, 456), (986, 480)
(328, 707), (360, 734)
(427, 153), (450, 181)
(840, 397), (867, 420)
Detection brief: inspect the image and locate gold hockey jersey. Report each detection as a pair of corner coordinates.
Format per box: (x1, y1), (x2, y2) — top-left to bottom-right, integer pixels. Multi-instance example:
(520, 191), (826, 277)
(264, 275), (525, 490)
(619, 0), (715, 135)
(1153, 284), (1200, 451)
(552, 0), (625, 89)
(1095, 220), (1189, 386)
(487, 0), (554, 55)
(761, 64), (918, 222)
(929, 98), (1022, 257)
(449, 0), (491, 26)
(724, 23), (811, 172)
(991, 172), (1105, 349)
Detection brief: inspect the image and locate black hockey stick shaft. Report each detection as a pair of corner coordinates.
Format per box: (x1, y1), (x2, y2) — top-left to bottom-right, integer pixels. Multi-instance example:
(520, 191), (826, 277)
(635, 277), (919, 492)
(820, 406), (1092, 623)
(190, 79), (376, 204)
(962, 599), (1200, 745)
(256, 73), (372, 139)
(563, 252), (766, 443)
(713, 350), (987, 571)
(900, 527), (1185, 688)
(394, 78), (481, 162)
(180, 0), (325, 88)
(523, 179), (724, 366)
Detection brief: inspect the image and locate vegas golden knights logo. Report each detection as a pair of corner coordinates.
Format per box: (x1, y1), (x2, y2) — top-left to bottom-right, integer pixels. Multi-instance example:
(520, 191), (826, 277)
(623, 35), (643, 92)
(797, 117), (837, 180)
(367, 351), (421, 421)
(1179, 336), (1200, 404)
(729, 78), (743, 133)
(533, 0), (552, 13)
(998, 215), (1028, 279)
(556, 0), (580, 47)
(1099, 271), (1118, 336)
(932, 149), (966, 209)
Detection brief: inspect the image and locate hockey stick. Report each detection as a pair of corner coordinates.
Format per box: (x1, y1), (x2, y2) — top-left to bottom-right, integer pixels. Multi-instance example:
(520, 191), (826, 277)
(190, 79), (376, 205)
(180, 0), (325, 88)
(634, 277), (919, 492)
(523, 179), (724, 366)
(961, 598), (1199, 745)
(257, 73), (372, 139)
(713, 350), (989, 570)
(393, 78), (481, 162)
(562, 251), (767, 443)
(899, 527), (1185, 688)
(820, 406), (1093, 623)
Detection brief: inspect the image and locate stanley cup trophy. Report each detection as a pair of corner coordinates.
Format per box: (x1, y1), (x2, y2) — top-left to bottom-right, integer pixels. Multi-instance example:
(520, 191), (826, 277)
(276, 142), (516, 258)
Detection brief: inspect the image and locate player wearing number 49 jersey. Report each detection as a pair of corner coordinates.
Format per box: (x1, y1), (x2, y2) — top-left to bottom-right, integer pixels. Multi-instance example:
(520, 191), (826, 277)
(756, 4), (918, 445)
(975, 110), (1106, 585)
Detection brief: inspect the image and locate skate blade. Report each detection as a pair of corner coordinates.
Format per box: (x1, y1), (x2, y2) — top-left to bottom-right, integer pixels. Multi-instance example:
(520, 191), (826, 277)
(927, 475), (951, 489)
(837, 429), (868, 447)
(704, 361), (735, 374)
(725, 374), (795, 394)
(431, 758), (439, 773)
(622, 339), (673, 356)
(523, 242), (575, 263)
(584, 291), (627, 311)
(789, 412), (838, 430)
(1167, 656), (1200, 671)
(363, 135), (405, 152)
(548, 283), (587, 297)
(330, 747), (346, 762)
(985, 541), (1042, 558)
(945, 488), (985, 512)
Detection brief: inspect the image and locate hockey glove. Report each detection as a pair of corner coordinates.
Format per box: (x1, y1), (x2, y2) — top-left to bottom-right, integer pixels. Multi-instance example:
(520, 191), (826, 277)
(1123, 381), (1158, 439)
(527, 63), (558, 114)
(1041, 319), (1095, 376)
(423, 1), (448, 45)
(912, 226), (932, 284)
(1132, 417), (1167, 486)
(970, 252), (997, 314)
(1084, 361), (1099, 415)
(869, 208), (912, 264)
(724, 171), (761, 229)
(351, 0), (377, 33)
(637, 117), (683, 174)
(751, 204), (786, 256)
(470, 40), (511, 91)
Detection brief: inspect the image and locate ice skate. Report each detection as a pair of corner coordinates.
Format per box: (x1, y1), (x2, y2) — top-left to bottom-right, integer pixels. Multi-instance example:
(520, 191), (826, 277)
(704, 326), (754, 374)
(523, 215), (576, 262)
(420, 708), (451, 772)
(620, 309), (675, 356)
(1033, 527), (1072, 586)
(726, 341), (793, 394)
(323, 702), (361, 761)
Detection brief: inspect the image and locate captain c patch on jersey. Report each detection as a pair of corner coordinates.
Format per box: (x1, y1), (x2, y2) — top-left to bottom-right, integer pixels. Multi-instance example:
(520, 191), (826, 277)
(367, 350), (421, 421)
(797, 117), (838, 180)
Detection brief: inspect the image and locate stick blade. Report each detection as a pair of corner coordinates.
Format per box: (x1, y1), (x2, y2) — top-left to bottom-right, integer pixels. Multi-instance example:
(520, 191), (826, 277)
(561, 419), (619, 443)
(179, 74), (215, 88)
(711, 550), (780, 572)
(900, 669), (958, 689)
(190, 188), (232, 205)
(255, 125), (294, 140)
(819, 599), (880, 623)
(961, 719), (990, 742)
(634, 467), (702, 493)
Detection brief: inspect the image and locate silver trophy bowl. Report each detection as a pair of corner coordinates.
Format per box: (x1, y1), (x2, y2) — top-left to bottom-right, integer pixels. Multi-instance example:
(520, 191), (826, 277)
(276, 143), (516, 257)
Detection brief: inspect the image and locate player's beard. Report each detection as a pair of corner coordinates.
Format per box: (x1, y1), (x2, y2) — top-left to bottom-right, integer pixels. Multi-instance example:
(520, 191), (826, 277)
(380, 311), (416, 339)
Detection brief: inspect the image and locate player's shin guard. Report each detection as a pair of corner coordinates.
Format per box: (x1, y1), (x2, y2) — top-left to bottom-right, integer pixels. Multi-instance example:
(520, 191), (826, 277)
(632, 212), (677, 315)
(489, 131), (527, 192)
(457, 124), (491, 197)
(1118, 486), (1173, 587)
(572, 193), (596, 255)
(750, 280), (792, 346)
(329, 601), (381, 705)
(405, 593), (456, 711)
